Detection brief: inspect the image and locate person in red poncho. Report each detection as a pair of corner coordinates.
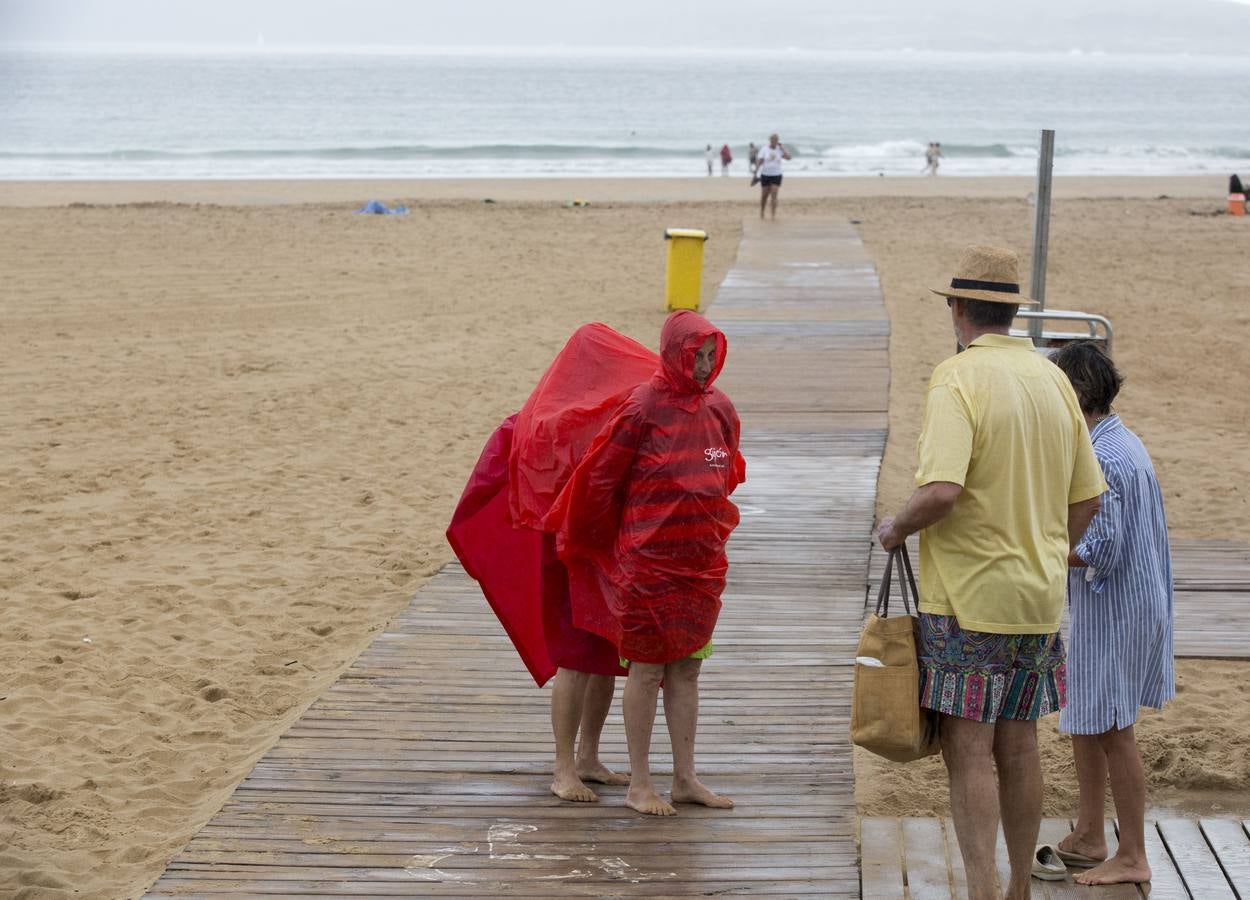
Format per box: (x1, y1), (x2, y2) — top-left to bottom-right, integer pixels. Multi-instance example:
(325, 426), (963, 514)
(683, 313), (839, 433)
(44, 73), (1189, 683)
(447, 323), (656, 805)
(545, 310), (746, 816)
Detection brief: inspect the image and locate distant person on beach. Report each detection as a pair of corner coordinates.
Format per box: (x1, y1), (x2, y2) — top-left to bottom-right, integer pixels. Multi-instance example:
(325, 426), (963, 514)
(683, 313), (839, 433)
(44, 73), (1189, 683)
(877, 245), (1105, 900)
(545, 311), (746, 817)
(720, 143), (733, 175)
(1050, 341), (1175, 887)
(925, 141), (943, 175)
(747, 142), (758, 173)
(753, 134), (791, 220)
(705, 144), (714, 176)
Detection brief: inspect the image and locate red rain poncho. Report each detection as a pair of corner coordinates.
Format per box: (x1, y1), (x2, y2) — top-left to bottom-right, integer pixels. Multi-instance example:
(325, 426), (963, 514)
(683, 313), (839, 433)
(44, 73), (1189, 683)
(509, 324), (658, 529)
(446, 324), (657, 686)
(544, 311), (747, 664)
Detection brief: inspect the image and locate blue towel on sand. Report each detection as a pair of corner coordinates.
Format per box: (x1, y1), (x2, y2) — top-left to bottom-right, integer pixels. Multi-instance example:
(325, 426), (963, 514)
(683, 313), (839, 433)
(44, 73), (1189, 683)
(355, 200), (409, 215)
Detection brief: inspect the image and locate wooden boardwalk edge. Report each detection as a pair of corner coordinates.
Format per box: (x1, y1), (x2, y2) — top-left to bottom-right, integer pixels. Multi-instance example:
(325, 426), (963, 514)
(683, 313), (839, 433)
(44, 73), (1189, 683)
(862, 815), (1250, 898)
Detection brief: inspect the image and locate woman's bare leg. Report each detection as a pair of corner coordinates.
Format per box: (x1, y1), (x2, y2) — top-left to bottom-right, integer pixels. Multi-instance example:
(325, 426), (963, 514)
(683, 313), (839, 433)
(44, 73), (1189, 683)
(1075, 726), (1152, 885)
(664, 657), (733, 808)
(1060, 734), (1109, 861)
(623, 662), (674, 815)
(576, 674), (628, 785)
(550, 667), (598, 801)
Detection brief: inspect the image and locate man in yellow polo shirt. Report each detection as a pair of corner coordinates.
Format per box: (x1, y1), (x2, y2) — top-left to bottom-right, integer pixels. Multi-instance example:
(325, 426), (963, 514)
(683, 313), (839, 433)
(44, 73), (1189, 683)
(878, 245), (1106, 900)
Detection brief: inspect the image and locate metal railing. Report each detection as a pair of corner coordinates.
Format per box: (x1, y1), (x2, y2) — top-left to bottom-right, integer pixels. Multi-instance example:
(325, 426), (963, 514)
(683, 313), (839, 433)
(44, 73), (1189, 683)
(1012, 309), (1113, 352)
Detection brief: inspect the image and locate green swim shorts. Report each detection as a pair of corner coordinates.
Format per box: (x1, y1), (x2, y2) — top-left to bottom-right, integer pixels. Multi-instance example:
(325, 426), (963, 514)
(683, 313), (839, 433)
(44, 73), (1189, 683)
(620, 641), (714, 669)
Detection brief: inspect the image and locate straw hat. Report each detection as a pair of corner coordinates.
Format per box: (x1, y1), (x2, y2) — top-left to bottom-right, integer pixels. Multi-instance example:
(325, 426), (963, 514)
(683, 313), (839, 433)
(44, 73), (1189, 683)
(930, 245), (1037, 305)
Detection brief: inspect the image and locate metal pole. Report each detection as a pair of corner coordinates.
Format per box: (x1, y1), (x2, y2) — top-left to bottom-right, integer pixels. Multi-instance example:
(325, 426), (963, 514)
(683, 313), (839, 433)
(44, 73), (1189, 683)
(1028, 129), (1055, 342)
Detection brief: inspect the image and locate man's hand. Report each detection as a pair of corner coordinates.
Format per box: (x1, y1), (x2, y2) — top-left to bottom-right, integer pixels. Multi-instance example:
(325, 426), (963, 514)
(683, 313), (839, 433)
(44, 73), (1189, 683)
(876, 481), (961, 552)
(877, 517), (904, 550)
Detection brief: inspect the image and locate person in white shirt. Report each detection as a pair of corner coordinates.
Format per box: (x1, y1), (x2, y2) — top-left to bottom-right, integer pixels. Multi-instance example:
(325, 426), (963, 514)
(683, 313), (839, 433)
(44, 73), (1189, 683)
(704, 144), (714, 176)
(753, 133), (791, 220)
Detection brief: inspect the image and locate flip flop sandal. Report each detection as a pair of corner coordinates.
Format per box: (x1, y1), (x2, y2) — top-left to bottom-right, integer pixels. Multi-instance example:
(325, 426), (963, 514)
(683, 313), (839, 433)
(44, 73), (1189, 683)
(1056, 846), (1104, 868)
(1032, 844), (1068, 881)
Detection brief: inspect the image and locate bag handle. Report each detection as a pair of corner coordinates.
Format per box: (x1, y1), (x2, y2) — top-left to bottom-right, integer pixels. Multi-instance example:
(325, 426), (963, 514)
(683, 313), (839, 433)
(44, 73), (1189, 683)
(874, 545), (919, 618)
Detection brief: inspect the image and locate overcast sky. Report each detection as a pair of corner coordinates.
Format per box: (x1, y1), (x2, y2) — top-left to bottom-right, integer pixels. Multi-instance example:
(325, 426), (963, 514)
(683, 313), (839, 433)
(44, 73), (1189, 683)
(5, 0), (1250, 52)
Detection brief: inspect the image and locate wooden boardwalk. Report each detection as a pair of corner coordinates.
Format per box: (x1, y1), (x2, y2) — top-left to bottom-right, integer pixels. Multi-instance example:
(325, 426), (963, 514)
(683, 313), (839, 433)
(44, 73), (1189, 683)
(857, 355), (1250, 896)
(148, 217), (886, 897)
(862, 816), (1250, 898)
(1167, 539), (1250, 658)
(869, 537), (1250, 659)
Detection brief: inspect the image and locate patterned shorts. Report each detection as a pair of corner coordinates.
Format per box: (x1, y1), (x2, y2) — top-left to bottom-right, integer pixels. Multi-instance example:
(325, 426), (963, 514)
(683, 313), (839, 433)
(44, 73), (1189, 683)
(918, 613), (1066, 724)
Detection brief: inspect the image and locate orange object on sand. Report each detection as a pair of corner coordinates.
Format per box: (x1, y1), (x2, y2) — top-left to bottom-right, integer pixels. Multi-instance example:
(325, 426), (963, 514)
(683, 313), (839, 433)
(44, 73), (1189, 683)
(1229, 193), (1246, 216)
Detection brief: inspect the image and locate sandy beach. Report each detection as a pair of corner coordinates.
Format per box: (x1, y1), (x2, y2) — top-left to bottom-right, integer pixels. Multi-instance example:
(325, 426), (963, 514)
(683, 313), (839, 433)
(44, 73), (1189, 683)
(1, 176), (1246, 898)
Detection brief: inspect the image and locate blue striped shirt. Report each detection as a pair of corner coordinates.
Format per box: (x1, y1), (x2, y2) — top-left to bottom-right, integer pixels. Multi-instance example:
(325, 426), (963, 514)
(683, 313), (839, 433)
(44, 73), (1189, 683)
(1059, 415), (1175, 735)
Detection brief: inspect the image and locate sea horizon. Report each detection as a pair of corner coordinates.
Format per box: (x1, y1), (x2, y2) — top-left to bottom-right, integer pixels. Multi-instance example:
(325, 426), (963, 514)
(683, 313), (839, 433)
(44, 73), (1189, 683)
(4, 46), (1248, 181)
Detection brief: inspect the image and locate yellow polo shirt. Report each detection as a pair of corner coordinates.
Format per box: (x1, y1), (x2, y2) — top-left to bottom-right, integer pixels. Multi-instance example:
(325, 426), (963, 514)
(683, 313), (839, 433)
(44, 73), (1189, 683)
(915, 334), (1106, 634)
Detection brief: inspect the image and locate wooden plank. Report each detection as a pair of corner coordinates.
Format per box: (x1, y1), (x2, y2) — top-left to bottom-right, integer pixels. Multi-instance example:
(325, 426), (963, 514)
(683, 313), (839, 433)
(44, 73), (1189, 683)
(1169, 541), (1250, 658)
(1034, 819), (1139, 899)
(1199, 818), (1250, 897)
(194, 820), (856, 847)
(174, 842), (854, 862)
(902, 816), (954, 898)
(1133, 817), (1197, 899)
(160, 863), (853, 880)
(147, 880), (856, 897)
(935, 817), (1007, 896)
(860, 817), (906, 899)
(1158, 818), (1236, 899)
(942, 817), (969, 898)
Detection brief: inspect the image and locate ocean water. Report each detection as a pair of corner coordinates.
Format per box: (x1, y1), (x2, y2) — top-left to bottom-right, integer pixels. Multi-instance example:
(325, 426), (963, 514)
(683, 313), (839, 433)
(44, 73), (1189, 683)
(2, 47), (1248, 180)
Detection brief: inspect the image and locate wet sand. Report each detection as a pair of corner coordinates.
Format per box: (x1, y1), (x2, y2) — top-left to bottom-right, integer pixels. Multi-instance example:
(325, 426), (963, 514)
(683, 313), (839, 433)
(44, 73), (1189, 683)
(0, 174), (1227, 208)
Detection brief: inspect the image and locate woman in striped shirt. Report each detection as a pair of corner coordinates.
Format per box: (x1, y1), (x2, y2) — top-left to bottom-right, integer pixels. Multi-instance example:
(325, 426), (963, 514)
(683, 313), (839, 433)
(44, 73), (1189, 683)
(1050, 341), (1175, 886)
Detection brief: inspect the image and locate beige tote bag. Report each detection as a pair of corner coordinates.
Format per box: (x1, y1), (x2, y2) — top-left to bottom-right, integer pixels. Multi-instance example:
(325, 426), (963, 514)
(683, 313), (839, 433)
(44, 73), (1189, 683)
(850, 546), (940, 762)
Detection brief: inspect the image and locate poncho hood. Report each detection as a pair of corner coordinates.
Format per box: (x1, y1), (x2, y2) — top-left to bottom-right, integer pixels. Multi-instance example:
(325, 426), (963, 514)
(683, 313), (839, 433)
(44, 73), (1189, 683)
(655, 310), (727, 409)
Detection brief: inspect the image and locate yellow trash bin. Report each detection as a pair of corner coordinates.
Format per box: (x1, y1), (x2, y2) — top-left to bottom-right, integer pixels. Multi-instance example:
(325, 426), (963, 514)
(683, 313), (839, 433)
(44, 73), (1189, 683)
(664, 228), (708, 311)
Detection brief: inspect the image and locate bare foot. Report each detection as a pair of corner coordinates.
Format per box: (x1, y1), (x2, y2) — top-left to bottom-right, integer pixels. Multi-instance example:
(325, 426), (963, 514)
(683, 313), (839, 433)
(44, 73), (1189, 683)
(1057, 832), (1107, 865)
(670, 776), (734, 809)
(576, 760), (629, 786)
(550, 769), (598, 803)
(626, 787), (676, 816)
(1074, 855), (1152, 885)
